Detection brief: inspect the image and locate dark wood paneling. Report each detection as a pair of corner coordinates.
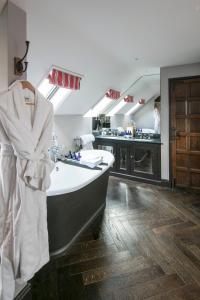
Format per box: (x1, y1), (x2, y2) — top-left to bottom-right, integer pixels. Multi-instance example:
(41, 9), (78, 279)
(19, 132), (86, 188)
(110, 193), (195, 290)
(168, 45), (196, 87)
(176, 118), (186, 132)
(191, 172), (200, 189)
(190, 119), (200, 133)
(176, 136), (187, 150)
(176, 153), (188, 168)
(176, 100), (186, 115)
(170, 77), (200, 190)
(190, 136), (200, 151)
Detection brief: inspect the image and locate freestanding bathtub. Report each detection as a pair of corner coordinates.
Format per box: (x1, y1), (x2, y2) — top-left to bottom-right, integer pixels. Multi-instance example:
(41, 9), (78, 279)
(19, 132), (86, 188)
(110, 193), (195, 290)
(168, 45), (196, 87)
(47, 150), (114, 256)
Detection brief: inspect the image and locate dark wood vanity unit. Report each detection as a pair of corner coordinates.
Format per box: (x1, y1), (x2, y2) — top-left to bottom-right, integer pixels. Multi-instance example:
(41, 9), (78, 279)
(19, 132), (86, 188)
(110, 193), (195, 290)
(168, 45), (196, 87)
(94, 136), (161, 184)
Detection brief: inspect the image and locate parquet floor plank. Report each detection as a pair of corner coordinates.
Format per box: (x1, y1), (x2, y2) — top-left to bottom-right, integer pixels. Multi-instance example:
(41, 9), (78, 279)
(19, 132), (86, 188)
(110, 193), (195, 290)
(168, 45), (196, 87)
(31, 177), (200, 299)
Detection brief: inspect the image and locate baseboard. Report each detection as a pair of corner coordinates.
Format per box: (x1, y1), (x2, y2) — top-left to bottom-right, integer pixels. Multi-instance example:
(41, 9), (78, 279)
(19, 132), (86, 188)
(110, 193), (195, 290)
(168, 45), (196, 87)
(161, 179), (171, 188)
(110, 171), (162, 186)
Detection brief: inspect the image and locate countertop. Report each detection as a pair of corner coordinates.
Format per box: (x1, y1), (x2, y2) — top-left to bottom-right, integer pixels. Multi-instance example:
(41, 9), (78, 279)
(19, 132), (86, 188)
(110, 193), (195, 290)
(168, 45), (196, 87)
(47, 150), (114, 197)
(95, 135), (162, 144)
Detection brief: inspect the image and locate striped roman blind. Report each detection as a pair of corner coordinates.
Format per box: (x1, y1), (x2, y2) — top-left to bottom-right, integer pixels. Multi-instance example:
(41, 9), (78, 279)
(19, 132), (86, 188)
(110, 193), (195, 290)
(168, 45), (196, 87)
(124, 95), (134, 103)
(105, 89), (121, 100)
(48, 68), (81, 90)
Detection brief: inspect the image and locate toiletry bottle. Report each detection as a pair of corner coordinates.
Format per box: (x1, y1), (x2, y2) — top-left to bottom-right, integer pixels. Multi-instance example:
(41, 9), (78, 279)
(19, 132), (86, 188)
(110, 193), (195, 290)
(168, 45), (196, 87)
(78, 152), (81, 161)
(68, 151), (72, 159)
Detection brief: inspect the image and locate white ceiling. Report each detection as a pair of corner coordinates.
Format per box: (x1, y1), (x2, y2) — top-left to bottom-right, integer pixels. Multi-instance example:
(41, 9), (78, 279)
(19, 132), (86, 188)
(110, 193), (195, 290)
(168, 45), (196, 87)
(13, 0), (200, 114)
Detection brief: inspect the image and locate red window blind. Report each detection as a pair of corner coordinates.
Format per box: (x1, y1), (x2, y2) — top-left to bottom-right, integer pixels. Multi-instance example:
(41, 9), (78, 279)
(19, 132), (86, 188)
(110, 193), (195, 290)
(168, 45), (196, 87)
(48, 68), (81, 90)
(139, 99), (145, 104)
(105, 89), (121, 100)
(124, 95), (134, 103)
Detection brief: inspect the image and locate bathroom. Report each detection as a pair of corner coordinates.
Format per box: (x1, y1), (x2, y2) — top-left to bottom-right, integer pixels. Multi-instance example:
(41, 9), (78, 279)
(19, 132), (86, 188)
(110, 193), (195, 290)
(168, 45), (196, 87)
(0, 1), (200, 300)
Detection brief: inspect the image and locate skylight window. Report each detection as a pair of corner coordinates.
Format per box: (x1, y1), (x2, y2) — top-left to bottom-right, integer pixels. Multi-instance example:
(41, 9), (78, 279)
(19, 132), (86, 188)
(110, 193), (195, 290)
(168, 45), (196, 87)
(84, 96), (113, 117)
(107, 100), (126, 116)
(50, 87), (72, 111)
(37, 65), (82, 112)
(38, 78), (56, 99)
(126, 103), (141, 116)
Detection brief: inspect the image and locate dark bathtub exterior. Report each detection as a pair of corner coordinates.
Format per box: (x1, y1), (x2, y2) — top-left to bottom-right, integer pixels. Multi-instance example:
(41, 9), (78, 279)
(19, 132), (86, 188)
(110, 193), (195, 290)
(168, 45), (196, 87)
(47, 169), (110, 256)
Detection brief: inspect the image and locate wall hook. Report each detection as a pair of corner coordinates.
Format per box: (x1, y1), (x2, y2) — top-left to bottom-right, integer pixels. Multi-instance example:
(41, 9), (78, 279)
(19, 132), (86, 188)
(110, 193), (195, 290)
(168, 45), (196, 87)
(14, 41), (30, 76)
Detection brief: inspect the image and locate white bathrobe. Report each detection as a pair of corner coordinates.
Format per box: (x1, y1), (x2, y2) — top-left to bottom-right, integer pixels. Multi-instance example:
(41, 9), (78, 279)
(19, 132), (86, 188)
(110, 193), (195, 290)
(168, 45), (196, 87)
(0, 81), (54, 300)
(154, 107), (160, 134)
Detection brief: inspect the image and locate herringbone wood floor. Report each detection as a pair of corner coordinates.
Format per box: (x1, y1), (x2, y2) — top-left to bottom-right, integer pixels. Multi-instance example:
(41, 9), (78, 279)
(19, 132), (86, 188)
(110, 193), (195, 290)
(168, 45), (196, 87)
(33, 177), (200, 300)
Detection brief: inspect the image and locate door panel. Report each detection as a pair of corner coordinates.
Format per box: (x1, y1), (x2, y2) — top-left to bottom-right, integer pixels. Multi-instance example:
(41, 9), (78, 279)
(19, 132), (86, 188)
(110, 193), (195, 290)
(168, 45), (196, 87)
(176, 153), (188, 168)
(176, 118), (186, 132)
(176, 136), (187, 150)
(130, 144), (160, 180)
(176, 101), (186, 115)
(116, 144), (130, 174)
(170, 77), (200, 190)
(190, 119), (200, 133)
(191, 82), (200, 96)
(133, 149), (153, 174)
(188, 98), (200, 115)
(190, 136), (200, 151)
(190, 154), (200, 170)
(191, 172), (200, 189)
(174, 82), (187, 96)
(176, 170), (189, 187)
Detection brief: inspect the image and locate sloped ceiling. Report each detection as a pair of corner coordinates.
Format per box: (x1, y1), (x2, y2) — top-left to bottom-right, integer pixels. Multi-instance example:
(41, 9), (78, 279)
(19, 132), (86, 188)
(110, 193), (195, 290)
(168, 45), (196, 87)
(104, 74), (160, 115)
(18, 0), (200, 114)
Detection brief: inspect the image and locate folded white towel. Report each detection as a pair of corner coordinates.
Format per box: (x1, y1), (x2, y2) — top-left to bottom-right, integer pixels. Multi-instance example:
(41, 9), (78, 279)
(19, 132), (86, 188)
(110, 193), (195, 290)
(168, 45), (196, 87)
(80, 155), (103, 168)
(80, 134), (95, 150)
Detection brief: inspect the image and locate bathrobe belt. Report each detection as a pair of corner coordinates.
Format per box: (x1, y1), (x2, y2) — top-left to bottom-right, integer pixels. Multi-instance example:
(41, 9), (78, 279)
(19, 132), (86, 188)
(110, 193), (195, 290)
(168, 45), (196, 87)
(0, 143), (53, 191)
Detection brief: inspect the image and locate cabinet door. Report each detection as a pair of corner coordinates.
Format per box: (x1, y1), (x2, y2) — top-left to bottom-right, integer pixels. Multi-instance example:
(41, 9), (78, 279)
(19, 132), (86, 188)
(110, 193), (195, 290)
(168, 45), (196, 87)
(116, 144), (130, 174)
(131, 144), (160, 180)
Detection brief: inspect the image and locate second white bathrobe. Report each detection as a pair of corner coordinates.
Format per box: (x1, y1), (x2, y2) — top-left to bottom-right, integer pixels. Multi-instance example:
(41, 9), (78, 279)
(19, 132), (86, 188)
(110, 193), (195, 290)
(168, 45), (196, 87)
(0, 81), (54, 300)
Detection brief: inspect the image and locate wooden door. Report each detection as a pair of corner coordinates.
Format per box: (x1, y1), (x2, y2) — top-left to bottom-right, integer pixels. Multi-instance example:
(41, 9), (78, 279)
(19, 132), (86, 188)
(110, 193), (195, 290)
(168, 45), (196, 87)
(170, 77), (200, 190)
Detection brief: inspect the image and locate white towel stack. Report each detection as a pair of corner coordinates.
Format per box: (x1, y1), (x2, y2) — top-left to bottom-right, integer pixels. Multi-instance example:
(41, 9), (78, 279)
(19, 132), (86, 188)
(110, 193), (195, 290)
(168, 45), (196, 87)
(80, 153), (103, 168)
(80, 134), (95, 150)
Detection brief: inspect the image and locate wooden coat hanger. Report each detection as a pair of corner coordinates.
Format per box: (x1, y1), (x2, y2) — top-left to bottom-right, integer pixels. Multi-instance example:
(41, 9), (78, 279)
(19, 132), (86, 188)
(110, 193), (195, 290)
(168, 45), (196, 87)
(21, 80), (35, 94)
(21, 80), (35, 105)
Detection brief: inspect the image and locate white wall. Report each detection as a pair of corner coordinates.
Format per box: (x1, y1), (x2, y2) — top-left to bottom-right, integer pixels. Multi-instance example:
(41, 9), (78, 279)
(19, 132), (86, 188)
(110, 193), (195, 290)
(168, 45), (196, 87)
(7, 1), (27, 85)
(111, 98), (155, 129)
(132, 98), (155, 129)
(0, 5), (8, 92)
(0, 1), (26, 93)
(160, 62), (200, 180)
(54, 115), (92, 152)
(111, 115), (128, 129)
